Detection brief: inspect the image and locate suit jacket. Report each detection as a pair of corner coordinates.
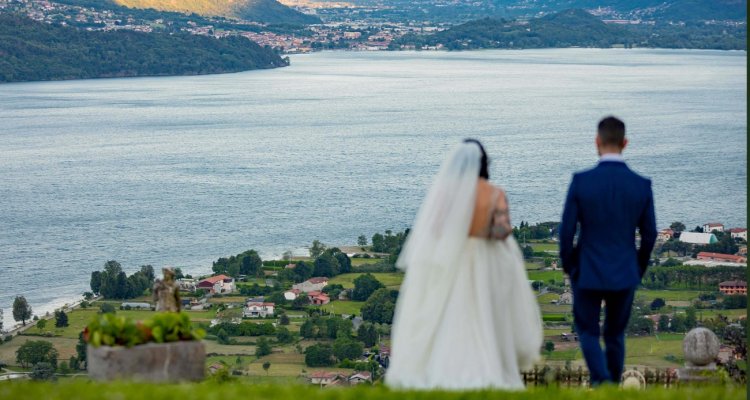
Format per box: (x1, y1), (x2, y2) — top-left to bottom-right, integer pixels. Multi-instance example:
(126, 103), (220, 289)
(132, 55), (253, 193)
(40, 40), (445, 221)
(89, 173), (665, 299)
(559, 160), (657, 291)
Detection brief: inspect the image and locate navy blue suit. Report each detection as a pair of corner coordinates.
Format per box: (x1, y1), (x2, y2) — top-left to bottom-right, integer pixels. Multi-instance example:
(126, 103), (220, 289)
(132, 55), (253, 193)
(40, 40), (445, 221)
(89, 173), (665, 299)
(559, 159), (656, 385)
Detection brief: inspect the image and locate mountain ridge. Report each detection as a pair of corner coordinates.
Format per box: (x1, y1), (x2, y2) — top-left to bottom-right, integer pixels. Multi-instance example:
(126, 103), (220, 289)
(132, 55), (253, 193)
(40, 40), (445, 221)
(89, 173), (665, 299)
(113, 0), (321, 24)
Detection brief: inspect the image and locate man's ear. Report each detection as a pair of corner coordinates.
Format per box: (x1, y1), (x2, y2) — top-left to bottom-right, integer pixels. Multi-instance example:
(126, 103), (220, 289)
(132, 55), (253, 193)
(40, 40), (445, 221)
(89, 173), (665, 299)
(621, 138), (629, 151)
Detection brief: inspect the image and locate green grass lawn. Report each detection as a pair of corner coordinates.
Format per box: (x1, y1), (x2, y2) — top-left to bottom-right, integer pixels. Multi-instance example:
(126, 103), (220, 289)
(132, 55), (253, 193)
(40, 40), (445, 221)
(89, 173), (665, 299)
(319, 301), (366, 316)
(624, 334), (685, 368)
(530, 243), (559, 252)
(328, 273), (404, 289)
(0, 382), (742, 400)
(695, 309), (747, 321)
(351, 258), (381, 266)
(636, 290), (704, 302)
(527, 270), (564, 283)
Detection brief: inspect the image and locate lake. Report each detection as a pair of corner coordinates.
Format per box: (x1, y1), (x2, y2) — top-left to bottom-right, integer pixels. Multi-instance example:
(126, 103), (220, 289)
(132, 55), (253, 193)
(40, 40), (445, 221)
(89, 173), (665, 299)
(0, 48), (746, 322)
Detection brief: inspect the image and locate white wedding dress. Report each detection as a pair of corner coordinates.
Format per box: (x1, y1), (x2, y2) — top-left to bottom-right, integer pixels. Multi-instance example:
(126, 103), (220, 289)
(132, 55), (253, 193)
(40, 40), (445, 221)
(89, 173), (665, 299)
(386, 143), (543, 390)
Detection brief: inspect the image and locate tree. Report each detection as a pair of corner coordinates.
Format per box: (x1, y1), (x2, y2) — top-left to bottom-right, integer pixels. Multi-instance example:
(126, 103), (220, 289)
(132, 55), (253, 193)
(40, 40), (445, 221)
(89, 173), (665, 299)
(90, 271), (102, 295)
(256, 337), (272, 357)
(352, 273), (385, 301)
(75, 332), (86, 368)
(279, 313), (290, 325)
(723, 295), (747, 309)
(361, 289), (398, 324)
(13, 296), (32, 326)
(276, 326), (293, 344)
(36, 319), (47, 331)
(99, 303), (116, 314)
(670, 222), (686, 233)
(140, 265), (155, 283)
(371, 233), (385, 252)
(670, 314), (687, 332)
(262, 361), (271, 375)
(310, 240), (326, 258)
(54, 310), (69, 328)
(313, 253), (339, 277)
(522, 245), (534, 260)
(334, 251), (352, 274)
(685, 307), (698, 330)
(240, 250), (263, 277)
(658, 315), (670, 332)
(357, 323), (377, 347)
(216, 328), (230, 345)
(174, 267), (185, 280)
(304, 344), (334, 367)
(544, 341), (555, 355)
(650, 298), (666, 310)
(358, 235), (368, 247)
(333, 337), (364, 362)
(16, 340), (58, 368)
(30, 362), (56, 381)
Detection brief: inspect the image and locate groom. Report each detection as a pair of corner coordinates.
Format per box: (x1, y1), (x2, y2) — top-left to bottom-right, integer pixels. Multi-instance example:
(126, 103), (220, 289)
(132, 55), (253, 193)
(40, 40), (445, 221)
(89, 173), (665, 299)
(559, 116), (656, 386)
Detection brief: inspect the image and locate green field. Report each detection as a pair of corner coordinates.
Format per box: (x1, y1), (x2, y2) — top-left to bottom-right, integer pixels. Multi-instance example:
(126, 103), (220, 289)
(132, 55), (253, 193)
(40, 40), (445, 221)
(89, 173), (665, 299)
(530, 242), (559, 252)
(319, 301), (366, 316)
(636, 290), (704, 302)
(0, 381), (742, 400)
(328, 273), (404, 289)
(527, 270), (564, 283)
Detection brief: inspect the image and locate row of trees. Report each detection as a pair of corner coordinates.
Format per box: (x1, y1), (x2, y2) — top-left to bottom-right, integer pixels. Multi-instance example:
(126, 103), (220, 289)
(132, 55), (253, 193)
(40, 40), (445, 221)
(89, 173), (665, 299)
(641, 265), (747, 290)
(89, 261), (155, 300)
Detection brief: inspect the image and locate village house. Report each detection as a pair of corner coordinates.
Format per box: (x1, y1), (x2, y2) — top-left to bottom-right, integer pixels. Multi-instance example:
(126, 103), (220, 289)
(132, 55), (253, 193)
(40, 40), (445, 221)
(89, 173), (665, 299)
(243, 302), (275, 318)
(293, 277), (329, 293)
(176, 278), (196, 292)
(657, 228), (674, 241)
(697, 252), (747, 264)
(719, 280), (747, 295)
(197, 274), (235, 294)
(729, 228), (747, 241)
(307, 291), (331, 305)
(703, 223), (725, 233)
(308, 371), (343, 386)
(679, 232), (718, 245)
(348, 371), (373, 385)
(284, 289), (301, 301)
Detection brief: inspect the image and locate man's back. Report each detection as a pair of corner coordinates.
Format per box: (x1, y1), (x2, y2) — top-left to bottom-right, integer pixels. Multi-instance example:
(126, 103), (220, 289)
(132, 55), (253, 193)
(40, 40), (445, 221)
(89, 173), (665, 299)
(560, 160), (656, 290)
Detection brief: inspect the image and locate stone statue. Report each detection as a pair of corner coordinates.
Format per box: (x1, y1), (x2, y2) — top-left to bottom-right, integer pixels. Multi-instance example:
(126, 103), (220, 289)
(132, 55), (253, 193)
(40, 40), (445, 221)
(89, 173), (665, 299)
(153, 268), (181, 312)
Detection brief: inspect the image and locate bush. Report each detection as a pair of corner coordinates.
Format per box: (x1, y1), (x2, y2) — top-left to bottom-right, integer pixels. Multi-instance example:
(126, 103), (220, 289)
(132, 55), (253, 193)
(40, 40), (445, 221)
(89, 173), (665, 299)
(304, 344), (334, 367)
(30, 362), (56, 381)
(99, 303), (116, 314)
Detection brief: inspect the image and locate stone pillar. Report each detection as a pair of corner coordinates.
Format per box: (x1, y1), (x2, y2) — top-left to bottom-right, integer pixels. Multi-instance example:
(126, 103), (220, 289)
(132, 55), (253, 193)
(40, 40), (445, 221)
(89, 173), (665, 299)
(677, 327), (721, 384)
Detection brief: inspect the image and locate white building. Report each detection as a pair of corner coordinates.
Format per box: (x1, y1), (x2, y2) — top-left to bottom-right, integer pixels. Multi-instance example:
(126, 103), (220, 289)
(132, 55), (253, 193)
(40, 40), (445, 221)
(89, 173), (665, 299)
(243, 302), (275, 318)
(729, 228), (747, 241)
(703, 223), (724, 233)
(679, 232), (718, 245)
(292, 277), (329, 293)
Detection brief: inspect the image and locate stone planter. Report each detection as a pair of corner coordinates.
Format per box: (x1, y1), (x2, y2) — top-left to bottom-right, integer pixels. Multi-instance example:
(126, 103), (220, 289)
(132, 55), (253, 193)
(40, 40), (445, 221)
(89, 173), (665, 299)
(87, 341), (205, 382)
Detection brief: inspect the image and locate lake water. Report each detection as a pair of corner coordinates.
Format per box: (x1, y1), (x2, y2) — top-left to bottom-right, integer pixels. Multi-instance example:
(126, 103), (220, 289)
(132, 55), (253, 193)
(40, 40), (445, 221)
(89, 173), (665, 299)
(0, 49), (746, 324)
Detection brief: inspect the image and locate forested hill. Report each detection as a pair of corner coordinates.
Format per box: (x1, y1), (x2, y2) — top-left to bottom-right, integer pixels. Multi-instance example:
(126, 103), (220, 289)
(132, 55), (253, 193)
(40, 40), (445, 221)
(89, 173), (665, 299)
(112, 0), (321, 25)
(0, 15), (288, 83)
(394, 9), (746, 50)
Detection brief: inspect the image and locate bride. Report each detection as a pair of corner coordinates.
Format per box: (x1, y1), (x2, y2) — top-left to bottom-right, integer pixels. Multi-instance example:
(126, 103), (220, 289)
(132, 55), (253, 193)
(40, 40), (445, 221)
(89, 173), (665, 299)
(386, 139), (543, 390)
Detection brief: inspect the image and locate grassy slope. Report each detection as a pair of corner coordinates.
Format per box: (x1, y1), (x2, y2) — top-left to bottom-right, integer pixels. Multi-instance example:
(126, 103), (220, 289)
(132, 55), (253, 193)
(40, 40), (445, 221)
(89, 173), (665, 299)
(0, 382), (743, 400)
(114, 0), (320, 24)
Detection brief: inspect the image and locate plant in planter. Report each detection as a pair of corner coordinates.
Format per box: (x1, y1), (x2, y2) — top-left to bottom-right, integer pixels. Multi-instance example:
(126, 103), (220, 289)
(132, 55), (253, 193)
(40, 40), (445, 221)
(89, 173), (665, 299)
(85, 312), (206, 382)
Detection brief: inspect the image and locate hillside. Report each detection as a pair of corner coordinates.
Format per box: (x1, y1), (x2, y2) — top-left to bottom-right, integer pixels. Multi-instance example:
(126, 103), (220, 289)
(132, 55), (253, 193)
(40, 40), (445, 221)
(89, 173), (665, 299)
(0, 15), (288, 83)
(114, 0), (321, 24)
(393, 8), (746, 50)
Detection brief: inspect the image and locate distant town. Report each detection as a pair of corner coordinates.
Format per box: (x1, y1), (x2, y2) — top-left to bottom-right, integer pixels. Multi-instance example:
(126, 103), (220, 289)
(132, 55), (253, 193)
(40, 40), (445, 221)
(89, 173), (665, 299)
(1, 0), (745, 54)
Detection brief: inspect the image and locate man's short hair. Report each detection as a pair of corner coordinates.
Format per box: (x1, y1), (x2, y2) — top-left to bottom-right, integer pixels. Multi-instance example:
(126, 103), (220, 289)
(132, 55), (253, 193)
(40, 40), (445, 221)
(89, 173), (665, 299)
(597, 116), (626, 147)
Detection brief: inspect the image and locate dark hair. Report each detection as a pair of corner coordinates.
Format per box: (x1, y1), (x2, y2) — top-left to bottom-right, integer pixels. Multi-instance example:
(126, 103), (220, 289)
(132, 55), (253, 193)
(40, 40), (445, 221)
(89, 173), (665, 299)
(597, 116), (626, 147)
(463, 138), (489, 179)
